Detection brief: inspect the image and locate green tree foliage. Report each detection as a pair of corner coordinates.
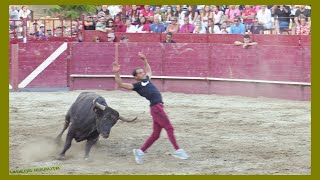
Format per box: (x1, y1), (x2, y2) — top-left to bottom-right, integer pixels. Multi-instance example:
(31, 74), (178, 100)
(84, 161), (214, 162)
(49, 5), (97, 19)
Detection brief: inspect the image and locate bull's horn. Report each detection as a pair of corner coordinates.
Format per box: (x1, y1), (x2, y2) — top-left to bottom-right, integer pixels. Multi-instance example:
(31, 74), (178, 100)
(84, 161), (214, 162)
(93, 98), (106, 110)
(119, 115), (137, 122)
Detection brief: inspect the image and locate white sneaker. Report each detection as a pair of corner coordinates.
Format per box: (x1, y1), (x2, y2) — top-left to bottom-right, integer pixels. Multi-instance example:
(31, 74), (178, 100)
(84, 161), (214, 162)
(133, 149), (144, 164)
(173, 149), (190, 160)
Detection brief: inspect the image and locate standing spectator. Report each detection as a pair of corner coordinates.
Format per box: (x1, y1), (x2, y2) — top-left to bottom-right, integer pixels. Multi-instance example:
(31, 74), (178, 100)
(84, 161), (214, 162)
(216, 22), (230, 34)
(173, 5), (185, 25)
(18, 5), (31, 21)
(293, 5), (311, 35)
(97, 5), (110, 16)
(150, 15), (165, 33)
(295, 15), (310, 35)
(166, 17), (179, 33)
(207, 18), (220, 34)
(193, 21), (206, 34)
(108, 5), (121, 18)
(114, 15), (123, 32)
(200, 5), (213, 27)
(241, 5), (256, 29)
(185, 5), (199, 24)
(163, 32), (176, 43)
(140, 5), (154, 23)
(272, 5), (291, 34)
(122, 19), (137, 33)
(224, 5), (241, 24)
(250, 17), (264, 34)
(120, 35), (129, 43)
(212, 5), (224, 25)
(256, 5), (272, 29)
(179, 17), (195, 33)
(230, 18), (246, 34)
(127, 5), (140, 25)
(163, 6), (174, 23)
(9, 5), (20, 32)
(136, 16), (151, 33)
(153, 6), (162, 22)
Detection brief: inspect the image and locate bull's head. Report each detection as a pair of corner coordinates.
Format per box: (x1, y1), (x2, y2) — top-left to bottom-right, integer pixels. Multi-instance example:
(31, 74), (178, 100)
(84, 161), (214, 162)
(92, 97), (137, 138)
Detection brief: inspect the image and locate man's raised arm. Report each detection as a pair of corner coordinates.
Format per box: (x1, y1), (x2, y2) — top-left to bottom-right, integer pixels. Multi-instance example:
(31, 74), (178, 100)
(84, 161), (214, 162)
(112, 62), (134, 90)
(138, 52), (152, 77)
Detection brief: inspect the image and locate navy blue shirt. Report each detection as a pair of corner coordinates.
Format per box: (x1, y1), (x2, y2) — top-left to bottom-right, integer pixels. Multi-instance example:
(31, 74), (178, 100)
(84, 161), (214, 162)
(132, 76), (163, 106)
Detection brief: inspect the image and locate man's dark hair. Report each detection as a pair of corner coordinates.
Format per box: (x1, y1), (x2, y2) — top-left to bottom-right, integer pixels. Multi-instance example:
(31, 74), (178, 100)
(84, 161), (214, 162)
(132, 68), (142, 77)
(243, 34), (250, 39)
(167, 32), (173, 36)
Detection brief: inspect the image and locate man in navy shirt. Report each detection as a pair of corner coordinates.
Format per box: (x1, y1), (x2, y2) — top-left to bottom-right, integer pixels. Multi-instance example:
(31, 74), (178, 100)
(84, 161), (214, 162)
(112, 52), (189, 164)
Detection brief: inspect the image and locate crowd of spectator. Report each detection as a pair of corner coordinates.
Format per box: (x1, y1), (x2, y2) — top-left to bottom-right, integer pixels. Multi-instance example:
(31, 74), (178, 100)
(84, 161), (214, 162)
(84, 5), (311, 35)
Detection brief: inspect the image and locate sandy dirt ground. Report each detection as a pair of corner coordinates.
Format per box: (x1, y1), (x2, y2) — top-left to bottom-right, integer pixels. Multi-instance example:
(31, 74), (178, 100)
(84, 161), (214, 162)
(9, 90), (310, 175)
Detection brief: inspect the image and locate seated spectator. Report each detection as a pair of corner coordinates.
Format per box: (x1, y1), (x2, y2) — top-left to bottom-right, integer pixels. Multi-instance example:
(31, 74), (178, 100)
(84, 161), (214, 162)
(84, 14), (96, 30)
(127, 5), (140, 25)
(216, 22), (230, 34)
(140, 5), (154, 23)
(179, 17), (195, 33)
(166, 17), (179, 33)
(106, 18), (115, 32)
(193, 21), (206, 34)
(163, 32), (176, 43)
(97, 5), (110, 16)
(46, 29), (52, 37)
(154, 6), (163, 22)
(9, 5), (20, 32)
(207, 18), (220, 34)
(241, 5), (256, 29)
(95, 16), (107, 31)
(136, 16), (151, 33)
(36, 24), (46, 37)
(256, 5), (272, 30)
(234, 34), (258, 49)
(185, 5), (199, 24)
(150, 15), (166, 33)
(200, 5), (213, 27)
(295, 15), (310, 35)
(272, 5), (291, 34)
(54, 27), (63, 37)
(250, 17), (264, 34)
(224, 5), (241, 24)
(173, 5), (185, 26)
(163, 6), (174, 24)
(230, 18), (246, 34)
(293, 5), (311, 35)
(122, 19), (137, 33)
(212, 5), (224, 25)
(92, 36), (100, 42)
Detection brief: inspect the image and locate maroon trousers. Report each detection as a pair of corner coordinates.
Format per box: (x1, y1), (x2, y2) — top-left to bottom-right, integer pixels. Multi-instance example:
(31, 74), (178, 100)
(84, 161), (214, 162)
(140, 103), (180, 152)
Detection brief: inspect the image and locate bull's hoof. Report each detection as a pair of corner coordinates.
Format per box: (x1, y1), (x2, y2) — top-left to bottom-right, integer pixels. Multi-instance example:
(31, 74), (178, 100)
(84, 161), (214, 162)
(84, 156), (93, 162)
(56, 155), (66, 160)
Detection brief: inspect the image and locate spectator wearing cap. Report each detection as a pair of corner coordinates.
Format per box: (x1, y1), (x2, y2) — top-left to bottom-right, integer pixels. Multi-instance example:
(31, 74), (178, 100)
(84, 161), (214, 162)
(234, 34), (258, 49)
(166, 17), (179, 33)
(256, 5), (272, 30)
(136, 16), (151, 33)
(163, 32), (176, 43)
(241, 5), (256, 29)
(250, 17), (264, 34)
(295, 15), (310, 35)
(37, 24), (46, 37)
(179, 17), (195, 33)
(150, 15), (166, 33)
(271, 5), (291, 34)
(230, 18), (246, 34)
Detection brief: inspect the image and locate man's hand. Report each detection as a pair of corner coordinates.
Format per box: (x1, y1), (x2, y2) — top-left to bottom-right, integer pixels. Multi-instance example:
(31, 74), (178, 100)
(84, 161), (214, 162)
(138, 52), (147, 61)
(112, 61), (120, 73)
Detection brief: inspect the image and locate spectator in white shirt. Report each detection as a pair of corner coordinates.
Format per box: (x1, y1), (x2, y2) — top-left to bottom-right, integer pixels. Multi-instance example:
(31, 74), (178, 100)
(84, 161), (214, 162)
(256, 5), (273, 29)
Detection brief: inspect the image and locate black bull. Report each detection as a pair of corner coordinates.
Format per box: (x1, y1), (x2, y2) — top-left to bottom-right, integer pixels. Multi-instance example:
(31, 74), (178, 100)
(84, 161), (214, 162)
(56, 92), (137, 160)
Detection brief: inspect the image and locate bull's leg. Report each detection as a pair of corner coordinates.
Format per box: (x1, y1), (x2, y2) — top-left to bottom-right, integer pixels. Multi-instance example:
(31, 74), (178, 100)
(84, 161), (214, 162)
(58, 131), (73, 160)
(55, 114), (71, 145)
(84, 130), (99, 160)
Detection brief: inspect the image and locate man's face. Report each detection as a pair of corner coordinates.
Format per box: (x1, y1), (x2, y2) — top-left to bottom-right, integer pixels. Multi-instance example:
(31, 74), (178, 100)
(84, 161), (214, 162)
(126, 20), (131, 26)
(132, 5), (137, 10)
(234, 19), (239, 25)
(145, 5), (150, 11)
(166, 34), (172, 41)
(134, 69), (146, 81)
(155, 6), (161, 13)
(107, 33), (114, 42)
(244, 38), (250, 44)
(245, 5), (251, 9)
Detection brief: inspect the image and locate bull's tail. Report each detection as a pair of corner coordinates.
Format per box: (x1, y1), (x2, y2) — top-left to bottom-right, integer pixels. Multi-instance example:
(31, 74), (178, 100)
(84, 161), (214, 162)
(55, 114), (71, 145)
